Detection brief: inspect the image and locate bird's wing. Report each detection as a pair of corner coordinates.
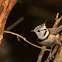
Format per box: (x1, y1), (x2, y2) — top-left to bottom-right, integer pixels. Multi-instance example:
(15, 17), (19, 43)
(48, 28), (57, 35)
(48, 25), (62, 35)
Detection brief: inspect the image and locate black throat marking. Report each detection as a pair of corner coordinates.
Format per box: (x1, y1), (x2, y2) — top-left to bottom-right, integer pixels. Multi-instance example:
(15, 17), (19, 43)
(38, 30), (50, 42)
(43, 30), (47, 36)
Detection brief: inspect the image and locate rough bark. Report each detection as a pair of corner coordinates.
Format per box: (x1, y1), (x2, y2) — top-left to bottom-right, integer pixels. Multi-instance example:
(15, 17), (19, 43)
(0, 0), (17, 44)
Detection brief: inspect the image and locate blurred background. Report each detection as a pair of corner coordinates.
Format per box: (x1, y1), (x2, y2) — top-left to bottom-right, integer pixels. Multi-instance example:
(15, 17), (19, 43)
(0, 0), (62, 62)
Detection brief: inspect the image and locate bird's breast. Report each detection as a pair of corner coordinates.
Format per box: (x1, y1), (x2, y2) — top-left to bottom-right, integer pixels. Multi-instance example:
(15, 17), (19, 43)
(38, 35), (56, 47)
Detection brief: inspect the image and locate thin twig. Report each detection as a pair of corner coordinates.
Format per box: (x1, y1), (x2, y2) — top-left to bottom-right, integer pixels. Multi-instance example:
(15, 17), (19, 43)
(4, 30), (51, 51)
(37, 46), (46, 62)
(6, 17), (24, 30)
(55, 13), (59, 20)
(17, 36), (20, 41)
(53, 16), (62, 27)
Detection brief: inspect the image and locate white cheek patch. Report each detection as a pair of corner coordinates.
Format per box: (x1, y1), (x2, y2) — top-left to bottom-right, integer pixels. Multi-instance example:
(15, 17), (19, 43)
(39, 29), (49, 39)
(40, 30), (45, 35)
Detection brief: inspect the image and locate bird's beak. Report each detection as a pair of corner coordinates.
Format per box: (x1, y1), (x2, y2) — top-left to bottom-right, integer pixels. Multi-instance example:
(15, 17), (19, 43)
(31, 30), (35, 32)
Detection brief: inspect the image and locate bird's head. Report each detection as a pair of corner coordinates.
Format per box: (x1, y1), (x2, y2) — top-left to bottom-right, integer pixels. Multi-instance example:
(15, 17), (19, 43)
(31, 23), (49, 40)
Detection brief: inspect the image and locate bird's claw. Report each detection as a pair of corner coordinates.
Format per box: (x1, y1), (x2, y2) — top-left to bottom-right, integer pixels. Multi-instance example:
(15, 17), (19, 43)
(48, 55), (54, 60)
(52, 56), (54, 58)
(48, 50), (54, 60)
(56, 40), (62, 45)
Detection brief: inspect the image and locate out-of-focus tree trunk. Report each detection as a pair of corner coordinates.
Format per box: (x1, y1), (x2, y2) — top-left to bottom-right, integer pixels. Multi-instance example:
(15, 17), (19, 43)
(0, 0), (17, 44)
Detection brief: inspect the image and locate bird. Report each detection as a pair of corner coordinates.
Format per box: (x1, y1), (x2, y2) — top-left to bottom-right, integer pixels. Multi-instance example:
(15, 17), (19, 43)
(31, 23), (62, 59)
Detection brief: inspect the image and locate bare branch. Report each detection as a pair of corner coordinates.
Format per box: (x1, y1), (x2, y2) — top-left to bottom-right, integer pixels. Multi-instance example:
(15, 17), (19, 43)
(6, 17), (24, 30)
(0, 0), (17, 44)
(4, 30), (51, 51)
(37, 46), (46, 62)
(45, 13), (62, 62)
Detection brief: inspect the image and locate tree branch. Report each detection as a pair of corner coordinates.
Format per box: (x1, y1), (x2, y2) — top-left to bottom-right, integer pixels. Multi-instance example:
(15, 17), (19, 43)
(0, 0), (17, 44)
(45, 13), (62, 62)
(4, 30), (50, 51)
(5, 17), (24, 30)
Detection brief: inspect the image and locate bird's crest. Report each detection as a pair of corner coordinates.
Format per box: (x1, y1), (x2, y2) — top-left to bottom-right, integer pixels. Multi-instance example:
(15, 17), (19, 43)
(34, 23), (46, 31)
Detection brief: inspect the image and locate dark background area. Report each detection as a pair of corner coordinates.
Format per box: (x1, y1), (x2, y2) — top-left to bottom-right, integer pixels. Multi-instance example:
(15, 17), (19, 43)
(0, 0), (62, 62)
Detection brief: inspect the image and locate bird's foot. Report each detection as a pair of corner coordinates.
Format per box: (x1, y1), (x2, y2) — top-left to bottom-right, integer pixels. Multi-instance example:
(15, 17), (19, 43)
(48, 49), (54, 60)
(48, 53), (54, 60)
(56, 40), (62, 45)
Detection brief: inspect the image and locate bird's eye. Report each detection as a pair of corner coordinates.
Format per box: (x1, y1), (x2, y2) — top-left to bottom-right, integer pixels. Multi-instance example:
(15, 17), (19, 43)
(44, 29), (47, 30)
(38, 30), (40, 32)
